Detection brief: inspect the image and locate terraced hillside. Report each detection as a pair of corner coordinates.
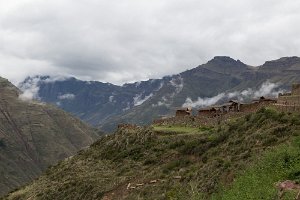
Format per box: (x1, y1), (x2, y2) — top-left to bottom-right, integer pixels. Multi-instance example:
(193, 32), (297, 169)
(0, 77), (101, 196)
(5, 108), (300, 199)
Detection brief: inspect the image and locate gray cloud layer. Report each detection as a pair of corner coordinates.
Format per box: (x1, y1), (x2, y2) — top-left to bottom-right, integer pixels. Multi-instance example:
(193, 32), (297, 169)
(1, 0), (300, 84)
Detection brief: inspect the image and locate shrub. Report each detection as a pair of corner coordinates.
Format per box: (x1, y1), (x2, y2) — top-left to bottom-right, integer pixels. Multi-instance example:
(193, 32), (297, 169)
(163, 158), (191, 173)
(272, 126), (291, 137)
(179, 141), (208, 156)
(291, 116), (300, 125)
(0, 139), (5, 148)
(169, 140), (185, 149)
(143, 157), (158, 165)
(262, 136), (278, 146)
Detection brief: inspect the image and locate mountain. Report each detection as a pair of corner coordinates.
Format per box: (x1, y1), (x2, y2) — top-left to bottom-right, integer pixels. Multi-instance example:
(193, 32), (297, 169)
(19, 56), (300, 131)
(4, 108), (300, 199)
(0, 77), (101, 196)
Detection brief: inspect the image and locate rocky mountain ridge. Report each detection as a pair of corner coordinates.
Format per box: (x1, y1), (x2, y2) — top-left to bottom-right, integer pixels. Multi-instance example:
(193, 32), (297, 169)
(19, 56), (300, 131)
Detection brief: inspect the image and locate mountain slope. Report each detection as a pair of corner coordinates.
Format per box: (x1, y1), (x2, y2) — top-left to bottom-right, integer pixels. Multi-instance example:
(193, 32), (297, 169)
(0, 77), (101, 196)
(4, 108), (300, 199)
(98, 56), (300, 131)
(20, 56), (300, 131)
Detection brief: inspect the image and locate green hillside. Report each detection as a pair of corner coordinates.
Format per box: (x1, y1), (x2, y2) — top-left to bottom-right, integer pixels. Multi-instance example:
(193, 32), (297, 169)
(4, 108), (300, 199)
(0, 77), (102, 196)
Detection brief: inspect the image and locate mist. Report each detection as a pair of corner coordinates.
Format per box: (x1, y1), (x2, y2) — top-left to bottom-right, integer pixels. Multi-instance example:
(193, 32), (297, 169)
(182, 81), (285, 108)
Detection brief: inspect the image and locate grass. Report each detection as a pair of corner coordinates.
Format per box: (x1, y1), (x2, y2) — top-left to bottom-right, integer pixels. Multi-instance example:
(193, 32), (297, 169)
(152, 125), (205, 135)
(213, 137), (300, 200)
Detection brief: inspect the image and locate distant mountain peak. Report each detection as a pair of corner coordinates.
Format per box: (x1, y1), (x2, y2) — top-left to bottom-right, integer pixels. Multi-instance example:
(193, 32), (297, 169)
(212, 56), (235, 61)
(261, 56), (300, 70)
(200, 56), (248, 75)
(208, 56), (245, 65)
(263, 56), (300, 65)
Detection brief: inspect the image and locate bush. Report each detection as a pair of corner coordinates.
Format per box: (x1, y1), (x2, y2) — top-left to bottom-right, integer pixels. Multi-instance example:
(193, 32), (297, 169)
(0, 139), (6, 148)
(143, 157), (158, 165)
(179, 141), (208, 156)
(163, 158), (191, 173)
(169, 140), (185, 149)
(262, 136), (278, 146)
(272, 126), (291, 137)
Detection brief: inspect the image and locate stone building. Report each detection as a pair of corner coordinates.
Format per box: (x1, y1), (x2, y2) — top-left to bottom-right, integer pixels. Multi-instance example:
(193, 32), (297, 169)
(198, 107), (220, 118)
(292, 84), (300, 95)
(198, 100), (241, 118)
(176, 107), (192, 117)
(240, 96), (277, 113)
(222, 100), (241, 112)
(276, 83), (300, 111)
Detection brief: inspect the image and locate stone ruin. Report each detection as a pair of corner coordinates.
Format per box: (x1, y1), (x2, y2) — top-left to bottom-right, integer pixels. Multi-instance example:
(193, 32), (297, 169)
(154, 84), (300, 127)
(276, 83), (300, 112)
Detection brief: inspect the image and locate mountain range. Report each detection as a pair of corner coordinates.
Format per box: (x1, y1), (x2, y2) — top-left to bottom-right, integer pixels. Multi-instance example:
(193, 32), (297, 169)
(19, 56), (300, 131)
(0, 77), (101, 195)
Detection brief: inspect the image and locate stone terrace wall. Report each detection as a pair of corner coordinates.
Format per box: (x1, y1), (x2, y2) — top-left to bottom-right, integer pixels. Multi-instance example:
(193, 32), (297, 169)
(153, 112), (248, 127)
(240, 102), (274, 113)
(153, 116), (220, 127)
(273, 104), (300, 112)
(292, 84), (300, 95)
(277, 95), (300, 105)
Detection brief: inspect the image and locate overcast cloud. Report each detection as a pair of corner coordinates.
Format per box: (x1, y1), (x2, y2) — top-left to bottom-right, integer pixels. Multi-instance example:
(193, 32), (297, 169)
(0, 0), (300, 85)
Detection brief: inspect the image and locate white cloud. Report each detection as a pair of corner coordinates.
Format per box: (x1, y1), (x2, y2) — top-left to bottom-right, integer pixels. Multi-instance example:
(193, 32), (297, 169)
(122, 102), (131, 111)
(18, 76), (40, 101)
(109, 95), (114, 103)
(58, 93), (75, 100)
(169, 76), (184, 97)
(152, 101), (167, 107)
(1, 0), (300, 84)
(182, 93), (225, 108)
(18, 75), (70, 101)
(253, 82), (282, 98)
(133, 93), (153, 106)
(182, 81), (284, 108)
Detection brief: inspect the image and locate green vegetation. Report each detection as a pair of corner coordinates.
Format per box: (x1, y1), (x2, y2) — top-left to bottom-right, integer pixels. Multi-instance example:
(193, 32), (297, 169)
(213, 137), (300, 199)
(152, 125), (206, 135)
(4, 108), (300, 200)
(211, 109), (300, 200)
(0, 139), (6, 148)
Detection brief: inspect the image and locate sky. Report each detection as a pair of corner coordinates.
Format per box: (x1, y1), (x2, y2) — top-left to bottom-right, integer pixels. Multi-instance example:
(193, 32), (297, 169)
(0, 0), (300, 85)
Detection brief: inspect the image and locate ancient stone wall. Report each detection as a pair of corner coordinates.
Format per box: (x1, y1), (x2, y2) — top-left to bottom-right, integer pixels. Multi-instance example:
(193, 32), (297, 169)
(273, 104), (300, 112)
(175, 110), (190, 117)
(292, 84), (300, 96)
(278, 95), (300, 105)
(240, 101), (274, 113)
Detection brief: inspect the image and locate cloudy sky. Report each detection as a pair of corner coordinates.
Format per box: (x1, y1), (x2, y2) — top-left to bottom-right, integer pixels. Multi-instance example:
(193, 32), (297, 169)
(0, 0), (300, 85)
